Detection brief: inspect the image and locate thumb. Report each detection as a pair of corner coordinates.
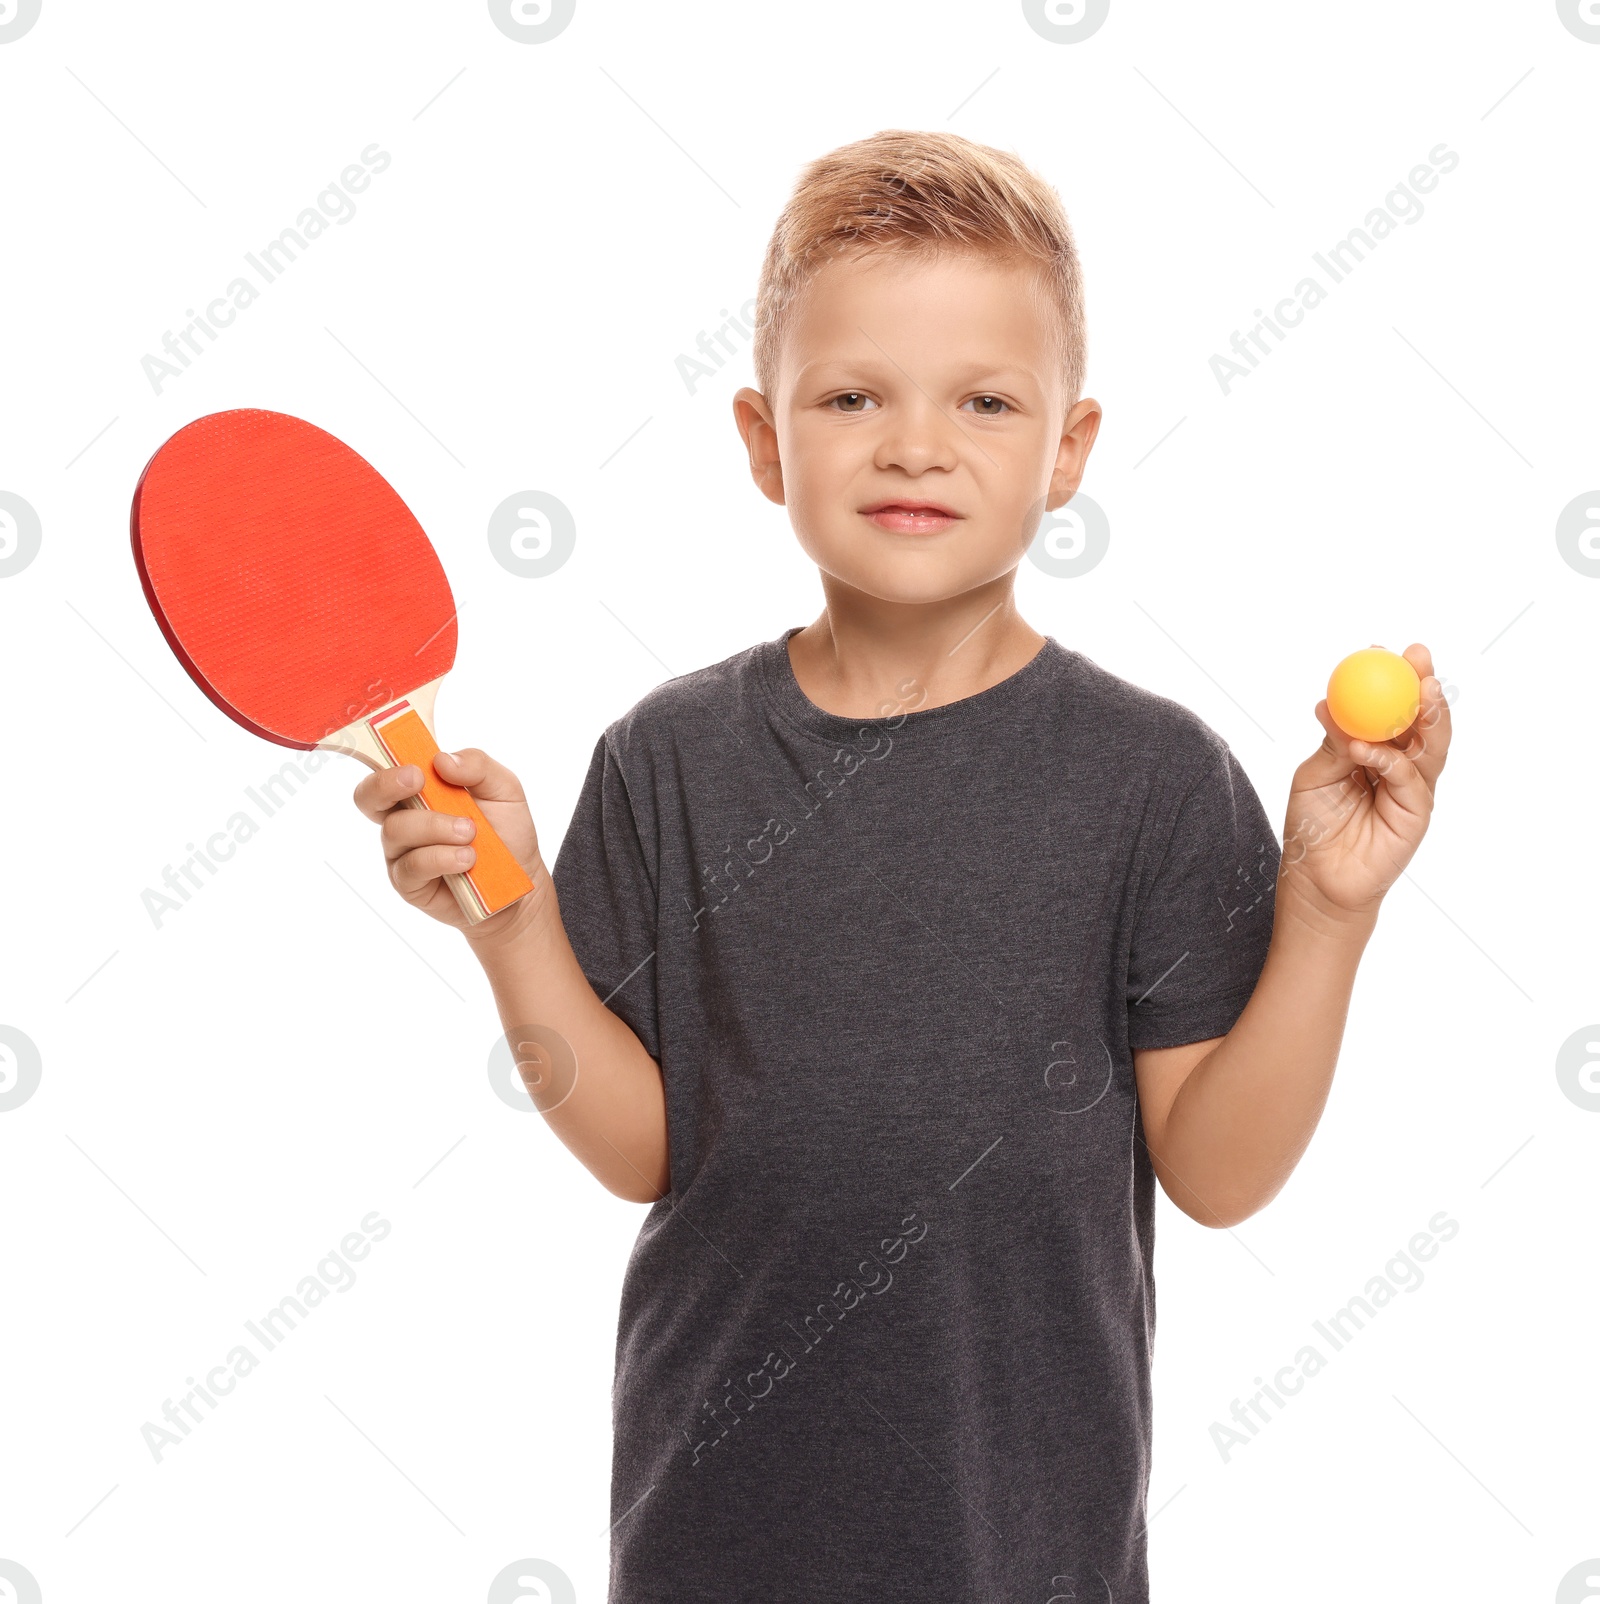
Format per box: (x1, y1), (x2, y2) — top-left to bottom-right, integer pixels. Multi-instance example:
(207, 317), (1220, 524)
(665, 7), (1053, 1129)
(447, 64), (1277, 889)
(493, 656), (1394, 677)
(1307, 700), (1383, 783)
(433, 746), (527, 806)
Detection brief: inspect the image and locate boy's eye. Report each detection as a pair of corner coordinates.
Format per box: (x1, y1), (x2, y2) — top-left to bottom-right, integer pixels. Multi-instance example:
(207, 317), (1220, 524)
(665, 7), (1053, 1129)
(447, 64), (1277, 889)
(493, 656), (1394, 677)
(828, 393), (1011, 416)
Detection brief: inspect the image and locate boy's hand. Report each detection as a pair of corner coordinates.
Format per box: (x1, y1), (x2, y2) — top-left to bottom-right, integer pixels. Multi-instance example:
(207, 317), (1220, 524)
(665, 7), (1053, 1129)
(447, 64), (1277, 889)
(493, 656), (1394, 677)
(352, 749), (544, 937)
(1279, 642), (1451, 930)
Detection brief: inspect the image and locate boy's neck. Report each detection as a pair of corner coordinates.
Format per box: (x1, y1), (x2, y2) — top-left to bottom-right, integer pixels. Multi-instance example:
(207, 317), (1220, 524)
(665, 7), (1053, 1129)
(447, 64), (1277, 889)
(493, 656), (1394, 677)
(785, 590), (1048, 718)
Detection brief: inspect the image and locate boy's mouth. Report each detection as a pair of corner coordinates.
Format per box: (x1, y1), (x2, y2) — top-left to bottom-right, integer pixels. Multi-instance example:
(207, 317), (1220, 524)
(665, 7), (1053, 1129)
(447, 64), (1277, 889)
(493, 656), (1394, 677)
(860, 500), (962, 534)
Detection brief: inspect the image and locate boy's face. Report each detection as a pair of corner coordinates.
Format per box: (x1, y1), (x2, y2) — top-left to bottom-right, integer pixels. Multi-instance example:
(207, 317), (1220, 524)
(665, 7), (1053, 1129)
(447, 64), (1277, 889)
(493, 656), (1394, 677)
(734, 249), (1101, 607)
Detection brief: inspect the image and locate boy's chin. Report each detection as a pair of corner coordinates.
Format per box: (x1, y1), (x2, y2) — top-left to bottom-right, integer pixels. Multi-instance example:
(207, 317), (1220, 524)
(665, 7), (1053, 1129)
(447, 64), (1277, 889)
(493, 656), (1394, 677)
(825, 564), (1020, 607)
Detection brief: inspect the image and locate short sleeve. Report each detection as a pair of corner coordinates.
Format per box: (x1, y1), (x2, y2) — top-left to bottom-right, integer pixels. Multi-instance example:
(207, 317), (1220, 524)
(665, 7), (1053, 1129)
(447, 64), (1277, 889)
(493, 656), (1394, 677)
(1126, 743), (1280, 1052)
(550, 733), (662, 1061)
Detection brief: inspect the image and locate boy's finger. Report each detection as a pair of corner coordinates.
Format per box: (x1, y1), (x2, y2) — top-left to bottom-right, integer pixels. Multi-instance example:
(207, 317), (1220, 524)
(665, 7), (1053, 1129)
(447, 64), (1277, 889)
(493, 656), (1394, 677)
(391, 842), (476, 897)
(1401, 641), (1434, 682)
(1346, 733), (1432, 825)
(1395, 647), (1451, 783)
(1297, 704), (1377, 810)
(1309, 700), (1371, 773)
(1310, 698), (1433, 826)
(434, 747), (526, 805)
(353, 764), (424, 822)
(380, 805), (475, 863)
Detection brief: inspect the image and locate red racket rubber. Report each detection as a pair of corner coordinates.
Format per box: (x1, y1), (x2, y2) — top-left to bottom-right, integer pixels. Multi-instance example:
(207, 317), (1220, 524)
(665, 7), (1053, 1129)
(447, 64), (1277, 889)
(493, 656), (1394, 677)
(131, 408), (533, 924)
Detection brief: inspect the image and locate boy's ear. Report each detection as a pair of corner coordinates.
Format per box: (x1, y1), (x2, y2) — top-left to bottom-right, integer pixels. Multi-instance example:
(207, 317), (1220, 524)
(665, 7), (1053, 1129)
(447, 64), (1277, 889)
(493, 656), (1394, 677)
(733, 386), (786, 506)
(1046, 397), (1103, 511)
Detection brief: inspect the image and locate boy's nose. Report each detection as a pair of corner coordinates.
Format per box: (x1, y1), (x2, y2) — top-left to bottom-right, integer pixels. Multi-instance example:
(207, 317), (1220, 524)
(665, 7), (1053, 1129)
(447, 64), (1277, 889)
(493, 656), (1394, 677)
(874, 399), (962, 471)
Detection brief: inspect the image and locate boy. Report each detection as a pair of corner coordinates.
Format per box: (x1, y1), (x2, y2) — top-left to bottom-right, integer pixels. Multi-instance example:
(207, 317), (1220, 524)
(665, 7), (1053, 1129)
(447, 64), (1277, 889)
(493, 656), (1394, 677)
(354, 130), (1449, 1602)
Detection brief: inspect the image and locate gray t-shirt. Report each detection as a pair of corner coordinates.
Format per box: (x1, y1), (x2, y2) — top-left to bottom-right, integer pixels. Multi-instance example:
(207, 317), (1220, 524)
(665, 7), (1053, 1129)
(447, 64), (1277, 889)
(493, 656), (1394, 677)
(551, 626), (1280, 1603)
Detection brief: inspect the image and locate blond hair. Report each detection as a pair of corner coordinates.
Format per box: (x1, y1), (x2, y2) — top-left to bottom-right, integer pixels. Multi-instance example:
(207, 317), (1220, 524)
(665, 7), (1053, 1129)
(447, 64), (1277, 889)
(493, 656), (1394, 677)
(750, 129), (1087, 412)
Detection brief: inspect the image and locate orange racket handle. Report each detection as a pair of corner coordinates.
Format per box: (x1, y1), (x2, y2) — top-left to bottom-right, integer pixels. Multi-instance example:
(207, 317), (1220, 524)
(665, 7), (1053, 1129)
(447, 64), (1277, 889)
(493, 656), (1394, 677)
(369, 709), (534, 923)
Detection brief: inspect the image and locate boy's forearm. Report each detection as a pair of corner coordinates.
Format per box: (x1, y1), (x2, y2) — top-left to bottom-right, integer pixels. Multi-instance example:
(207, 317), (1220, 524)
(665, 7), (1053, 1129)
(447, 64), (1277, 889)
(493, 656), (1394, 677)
(1153, 887), (1377, 1228)
(467, 859), (670, 1203)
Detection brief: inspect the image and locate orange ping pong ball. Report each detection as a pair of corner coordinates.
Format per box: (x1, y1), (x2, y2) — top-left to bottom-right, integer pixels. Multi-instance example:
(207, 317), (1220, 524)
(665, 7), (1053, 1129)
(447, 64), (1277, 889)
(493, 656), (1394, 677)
(1326, 648), (1421, 743)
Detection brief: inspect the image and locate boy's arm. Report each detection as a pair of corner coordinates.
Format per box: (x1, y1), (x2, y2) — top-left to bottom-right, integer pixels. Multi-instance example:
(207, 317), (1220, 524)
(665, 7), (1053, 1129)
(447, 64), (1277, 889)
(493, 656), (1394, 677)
(469, 877), (670, 1205)
(355, 750), (669, 1205)
(1135, 643), (1450, 1229)
(1134, 899), (1374, 1228)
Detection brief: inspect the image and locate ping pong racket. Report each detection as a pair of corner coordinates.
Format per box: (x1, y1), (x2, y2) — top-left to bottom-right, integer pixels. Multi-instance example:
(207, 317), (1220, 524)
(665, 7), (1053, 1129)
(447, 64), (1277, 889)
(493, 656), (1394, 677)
(130, 407), (534, 926)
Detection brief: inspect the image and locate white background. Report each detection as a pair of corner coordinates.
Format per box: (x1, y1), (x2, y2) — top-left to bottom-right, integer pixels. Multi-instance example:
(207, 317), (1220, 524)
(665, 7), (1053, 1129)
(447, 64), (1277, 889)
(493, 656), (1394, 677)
(1, 2), (1596, 1600)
